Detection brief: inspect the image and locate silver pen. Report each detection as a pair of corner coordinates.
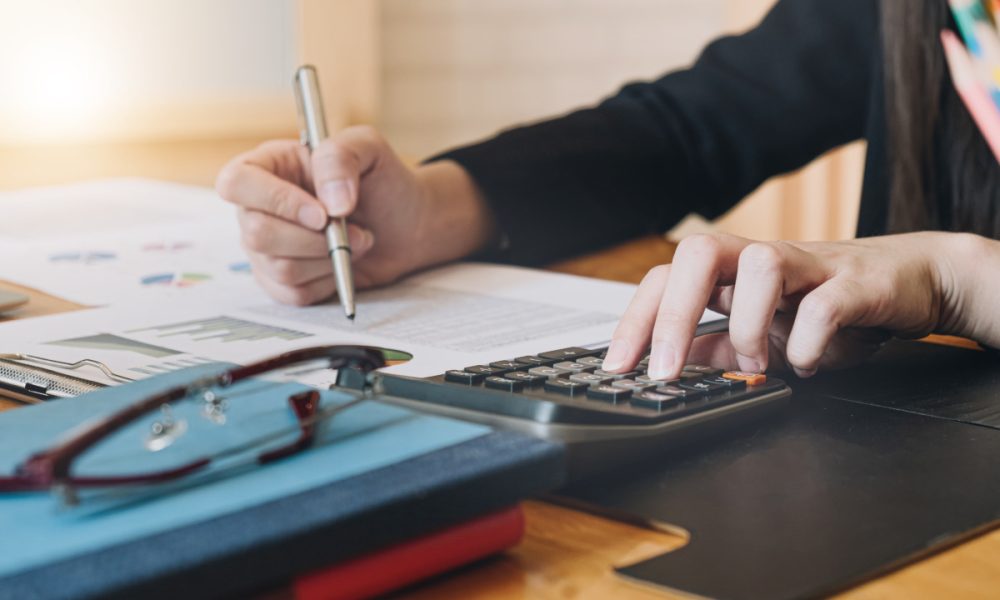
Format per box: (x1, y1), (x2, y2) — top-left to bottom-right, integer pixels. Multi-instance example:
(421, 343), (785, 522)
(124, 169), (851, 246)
(294, 65), (356, 320)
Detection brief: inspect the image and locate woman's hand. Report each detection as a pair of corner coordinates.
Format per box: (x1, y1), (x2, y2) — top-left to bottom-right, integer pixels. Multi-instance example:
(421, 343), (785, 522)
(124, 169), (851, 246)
(601, 231), (988, 380)
(215, 127), (496, 305)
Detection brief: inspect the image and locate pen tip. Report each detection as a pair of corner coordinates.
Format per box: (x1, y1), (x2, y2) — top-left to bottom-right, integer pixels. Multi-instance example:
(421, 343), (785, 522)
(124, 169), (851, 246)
(347, 313), (355, 321)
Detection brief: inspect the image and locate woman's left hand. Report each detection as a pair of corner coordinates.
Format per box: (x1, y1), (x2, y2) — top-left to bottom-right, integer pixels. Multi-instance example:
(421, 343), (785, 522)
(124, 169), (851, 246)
(601, 231), (980, 380)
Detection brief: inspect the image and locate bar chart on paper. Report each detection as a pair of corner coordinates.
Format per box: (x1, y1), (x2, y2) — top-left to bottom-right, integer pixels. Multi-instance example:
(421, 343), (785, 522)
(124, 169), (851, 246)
(127, 316), (313, 344)
(25, 333), (217, 384)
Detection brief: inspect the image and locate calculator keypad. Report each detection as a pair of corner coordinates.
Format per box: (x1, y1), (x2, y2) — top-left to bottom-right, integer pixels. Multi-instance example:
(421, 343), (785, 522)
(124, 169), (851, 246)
(440, 347), (783, 422)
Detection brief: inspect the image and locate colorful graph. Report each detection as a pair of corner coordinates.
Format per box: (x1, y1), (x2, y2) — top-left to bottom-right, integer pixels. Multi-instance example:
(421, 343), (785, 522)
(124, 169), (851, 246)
(50, 251), (117, 264)
(140, 272), (212, 288)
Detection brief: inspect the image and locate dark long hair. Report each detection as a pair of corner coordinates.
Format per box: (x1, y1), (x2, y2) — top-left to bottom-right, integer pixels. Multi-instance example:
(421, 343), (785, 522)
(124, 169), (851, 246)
(882, 0), (1000, 235)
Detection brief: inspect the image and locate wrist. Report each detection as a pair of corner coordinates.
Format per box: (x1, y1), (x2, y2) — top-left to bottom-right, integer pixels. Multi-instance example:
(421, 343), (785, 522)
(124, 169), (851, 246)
(414, 160), (498, 265)
(931, 232), (998, 344)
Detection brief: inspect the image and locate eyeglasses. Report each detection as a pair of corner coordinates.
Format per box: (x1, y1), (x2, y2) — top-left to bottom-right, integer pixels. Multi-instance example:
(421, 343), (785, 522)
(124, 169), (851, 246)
(0, 345), (386, 506)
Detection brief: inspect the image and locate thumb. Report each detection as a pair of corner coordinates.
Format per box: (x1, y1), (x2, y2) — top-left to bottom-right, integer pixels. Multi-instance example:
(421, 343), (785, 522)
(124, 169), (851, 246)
(310, 125), (385, 218)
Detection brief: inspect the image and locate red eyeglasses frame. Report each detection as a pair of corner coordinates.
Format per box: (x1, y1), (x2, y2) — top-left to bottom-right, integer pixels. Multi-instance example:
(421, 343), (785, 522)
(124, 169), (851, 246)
(0, 345), (385, 501)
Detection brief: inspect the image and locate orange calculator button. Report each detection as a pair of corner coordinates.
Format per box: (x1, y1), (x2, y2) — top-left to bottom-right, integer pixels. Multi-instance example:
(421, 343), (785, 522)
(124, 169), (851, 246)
(722, 371), (767, 386)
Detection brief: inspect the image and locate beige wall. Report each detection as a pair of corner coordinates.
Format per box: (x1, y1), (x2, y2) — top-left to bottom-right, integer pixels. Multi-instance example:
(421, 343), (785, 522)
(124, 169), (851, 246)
(0, 0), (298, 144)
(378, 0), (725, 158)
(0, 0), (863, 241)
(376, 0), (864, 242)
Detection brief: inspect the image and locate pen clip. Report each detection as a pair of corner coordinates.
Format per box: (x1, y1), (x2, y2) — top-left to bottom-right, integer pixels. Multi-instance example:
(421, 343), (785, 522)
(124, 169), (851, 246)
(293, 65), (329, 152)
(293, 80), (309, 148)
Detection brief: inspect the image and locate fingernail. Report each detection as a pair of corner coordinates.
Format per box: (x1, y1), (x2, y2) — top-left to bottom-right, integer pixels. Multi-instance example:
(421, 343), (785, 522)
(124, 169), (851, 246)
(602, 339), (631, 372)
(348, 227), (374, 254)
(794, 366), (817, 379)
(319, 180), (352, 215)
(736, 353), (761, 373)
(297, 203), (328, 229)
(647, 341), (677, 380)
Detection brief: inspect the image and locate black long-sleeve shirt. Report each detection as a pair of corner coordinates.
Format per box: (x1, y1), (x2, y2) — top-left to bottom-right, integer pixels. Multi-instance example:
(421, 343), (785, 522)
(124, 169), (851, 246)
(436, 0), (890, 265)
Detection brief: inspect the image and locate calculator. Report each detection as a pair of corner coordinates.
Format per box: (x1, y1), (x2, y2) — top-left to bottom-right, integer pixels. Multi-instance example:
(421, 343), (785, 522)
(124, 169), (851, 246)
(376, 324), (791, 480)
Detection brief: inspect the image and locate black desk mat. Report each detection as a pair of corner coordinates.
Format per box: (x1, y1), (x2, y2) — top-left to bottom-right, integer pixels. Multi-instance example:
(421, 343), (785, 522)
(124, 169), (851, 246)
(556, 341), (1000, 600)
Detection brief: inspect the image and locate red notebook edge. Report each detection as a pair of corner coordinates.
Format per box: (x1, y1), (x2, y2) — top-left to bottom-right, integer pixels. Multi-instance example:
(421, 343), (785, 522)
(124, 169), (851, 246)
(293, 505), (525, 600)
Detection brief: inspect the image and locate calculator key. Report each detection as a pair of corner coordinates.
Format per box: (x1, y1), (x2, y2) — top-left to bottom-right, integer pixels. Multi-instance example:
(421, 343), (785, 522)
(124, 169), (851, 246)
(638, 355), (651, 367)
(704, 376), (746, 390)
(612, 379), (656, 391)
(631, 390), (684, 410)
(445, 370), (485, 385)
(528, 366), (566, 379)
(678, 371), (706, 381)
(678, 380), (726, 394)
(593, 369), (639, 380)
(722, 371), (768, 386)
(576, 356), (605, 368)
(569, 372), (611, 385)
(553, 361), (595, 374)
(464, 365), (504, 376)
(587, 385), (632, 403)
(544, 378), (590, 396)
(683, 364), (724, 377)
(489, 360), (522, 372)
(484, 376), (526, 392)
(636, 374), (677, 385)
(655, 384), (704, 398)
(539, 347), (594, 361)
(515, 355), (553, 366)
(506, 371), (548, 386)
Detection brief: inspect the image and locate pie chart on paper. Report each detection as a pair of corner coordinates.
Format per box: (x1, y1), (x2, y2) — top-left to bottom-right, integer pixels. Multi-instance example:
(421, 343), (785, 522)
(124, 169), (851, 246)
(140, 272), (212, 288)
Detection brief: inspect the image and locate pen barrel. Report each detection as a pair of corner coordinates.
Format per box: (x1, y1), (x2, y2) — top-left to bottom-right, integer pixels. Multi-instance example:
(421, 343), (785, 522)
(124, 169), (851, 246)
(293, 65), (329, 151)
(326, 220), (356, 317)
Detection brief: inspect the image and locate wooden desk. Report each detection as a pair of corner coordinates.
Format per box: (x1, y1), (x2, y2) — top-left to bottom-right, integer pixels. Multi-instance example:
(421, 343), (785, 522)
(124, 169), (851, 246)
(1, 140), (998, 599)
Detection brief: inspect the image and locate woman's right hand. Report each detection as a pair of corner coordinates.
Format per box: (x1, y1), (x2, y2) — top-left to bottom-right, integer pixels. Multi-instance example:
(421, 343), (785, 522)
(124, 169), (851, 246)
(216, 126), (496, 305)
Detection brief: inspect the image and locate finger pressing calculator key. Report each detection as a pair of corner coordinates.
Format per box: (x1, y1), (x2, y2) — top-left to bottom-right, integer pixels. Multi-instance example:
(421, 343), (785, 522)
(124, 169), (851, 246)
(384, 335), (792, 482)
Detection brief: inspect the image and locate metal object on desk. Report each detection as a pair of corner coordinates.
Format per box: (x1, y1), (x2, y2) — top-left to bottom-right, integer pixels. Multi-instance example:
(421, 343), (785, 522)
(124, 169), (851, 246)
(0, 355), (107, 403)
(293, 65), (357, 321)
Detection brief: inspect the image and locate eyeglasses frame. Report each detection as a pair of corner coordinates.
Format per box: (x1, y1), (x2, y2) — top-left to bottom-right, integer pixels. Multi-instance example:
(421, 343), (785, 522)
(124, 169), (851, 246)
(0, 345), (386, 505)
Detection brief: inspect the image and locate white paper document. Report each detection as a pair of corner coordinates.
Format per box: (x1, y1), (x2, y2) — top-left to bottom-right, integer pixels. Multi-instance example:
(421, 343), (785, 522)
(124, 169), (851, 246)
(0, 179), (258, 306)
(0, 262), (725, 393)
(0, 177), (724, 394)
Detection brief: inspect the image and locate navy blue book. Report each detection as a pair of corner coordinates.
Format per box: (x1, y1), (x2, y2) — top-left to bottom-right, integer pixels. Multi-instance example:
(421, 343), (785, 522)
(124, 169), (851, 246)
(0, 366), (564, 600)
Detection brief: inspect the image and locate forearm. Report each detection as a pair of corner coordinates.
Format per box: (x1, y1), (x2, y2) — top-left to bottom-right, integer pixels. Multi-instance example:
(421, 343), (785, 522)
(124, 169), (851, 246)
(431, 0), (873, 266)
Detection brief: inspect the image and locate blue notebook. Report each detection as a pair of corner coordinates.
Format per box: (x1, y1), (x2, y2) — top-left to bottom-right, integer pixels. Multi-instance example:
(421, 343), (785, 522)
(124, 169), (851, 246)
(0, 365), (564, 600)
